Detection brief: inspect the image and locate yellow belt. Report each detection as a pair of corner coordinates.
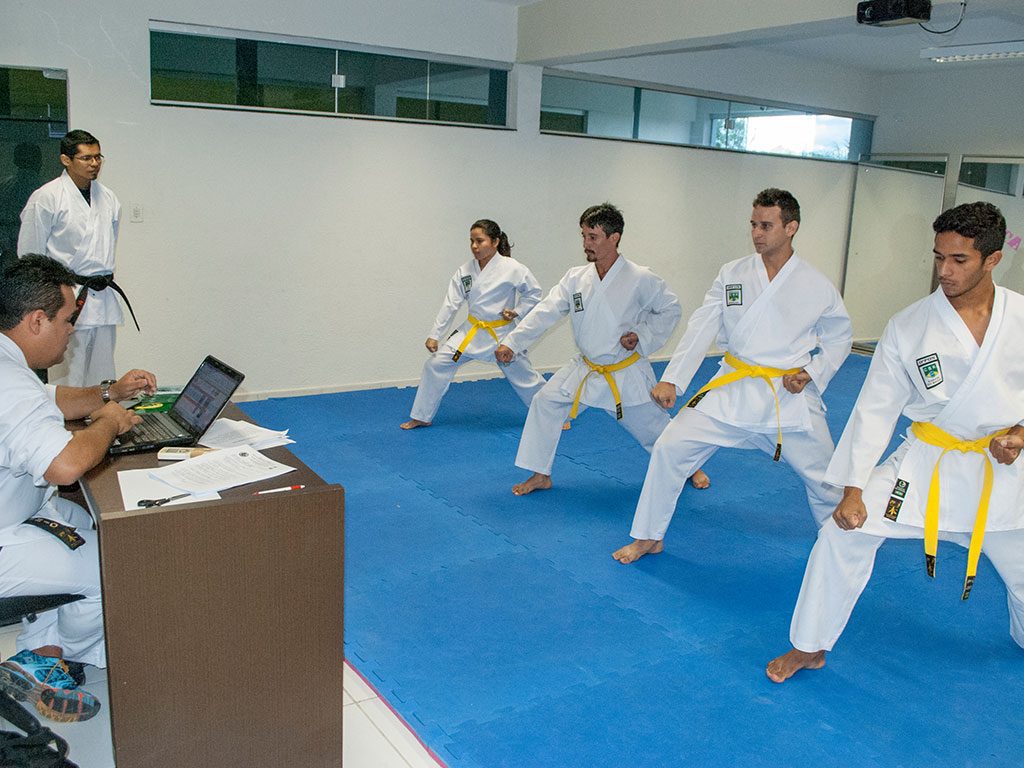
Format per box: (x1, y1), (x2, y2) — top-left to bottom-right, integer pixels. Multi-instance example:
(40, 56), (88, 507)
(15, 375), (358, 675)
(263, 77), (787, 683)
(453, 314), (510, 361)
(568, 352), (642, 423)
(910, 421), (1010, 600)
(686, 352), (800, 461)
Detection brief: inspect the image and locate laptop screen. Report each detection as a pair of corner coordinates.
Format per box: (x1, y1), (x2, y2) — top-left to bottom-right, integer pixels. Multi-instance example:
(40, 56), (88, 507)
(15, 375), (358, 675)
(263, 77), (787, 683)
(168, 356), (245, 436)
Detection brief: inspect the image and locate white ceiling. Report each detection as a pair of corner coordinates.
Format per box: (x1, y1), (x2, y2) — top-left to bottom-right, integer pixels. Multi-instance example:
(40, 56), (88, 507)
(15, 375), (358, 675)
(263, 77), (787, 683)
(494, 0), (1024, 74)
(745, 1), (1024, 73)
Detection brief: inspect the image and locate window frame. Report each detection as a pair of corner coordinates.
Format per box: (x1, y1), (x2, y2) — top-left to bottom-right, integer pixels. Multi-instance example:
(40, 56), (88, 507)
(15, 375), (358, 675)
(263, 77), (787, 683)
(149, 20), (513, 131)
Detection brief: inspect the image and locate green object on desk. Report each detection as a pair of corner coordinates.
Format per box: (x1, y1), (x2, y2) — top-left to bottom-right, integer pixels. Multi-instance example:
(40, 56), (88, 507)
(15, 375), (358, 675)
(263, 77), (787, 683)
(131, 392), (179, 413)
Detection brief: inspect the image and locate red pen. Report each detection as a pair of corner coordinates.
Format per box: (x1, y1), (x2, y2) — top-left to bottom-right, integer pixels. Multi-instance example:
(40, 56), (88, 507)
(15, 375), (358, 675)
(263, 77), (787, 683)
(253, 485), (305, 495)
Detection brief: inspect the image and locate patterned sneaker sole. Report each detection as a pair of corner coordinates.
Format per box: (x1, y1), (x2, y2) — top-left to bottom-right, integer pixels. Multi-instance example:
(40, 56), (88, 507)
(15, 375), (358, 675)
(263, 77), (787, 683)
(0, 663), (101, 723)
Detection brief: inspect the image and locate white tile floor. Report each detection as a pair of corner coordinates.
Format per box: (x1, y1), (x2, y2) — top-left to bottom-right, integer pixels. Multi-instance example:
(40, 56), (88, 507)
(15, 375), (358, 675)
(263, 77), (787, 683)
(0, 623), (441, 767)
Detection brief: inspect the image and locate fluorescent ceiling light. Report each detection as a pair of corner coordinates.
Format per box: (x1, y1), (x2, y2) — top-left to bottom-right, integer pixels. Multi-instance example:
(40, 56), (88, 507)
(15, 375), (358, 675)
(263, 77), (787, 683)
(921, 40), (1024, 63)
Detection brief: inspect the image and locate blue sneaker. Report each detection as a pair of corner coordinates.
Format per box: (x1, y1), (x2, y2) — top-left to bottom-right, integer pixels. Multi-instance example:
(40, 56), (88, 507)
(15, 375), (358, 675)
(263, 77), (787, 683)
(0, 650), (100, 722)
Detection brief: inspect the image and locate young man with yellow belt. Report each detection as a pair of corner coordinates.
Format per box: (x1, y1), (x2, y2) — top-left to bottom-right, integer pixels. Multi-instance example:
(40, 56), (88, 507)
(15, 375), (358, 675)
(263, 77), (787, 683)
(614, 188), (852, 564)
(767, 201), (1024, 683)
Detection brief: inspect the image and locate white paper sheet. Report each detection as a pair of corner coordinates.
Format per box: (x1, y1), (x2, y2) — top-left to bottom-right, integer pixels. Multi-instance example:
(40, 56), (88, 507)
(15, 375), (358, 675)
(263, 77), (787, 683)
(117, 468), (221, 511)
(199, 418), (293, 450)
(147, 444), (296, 494)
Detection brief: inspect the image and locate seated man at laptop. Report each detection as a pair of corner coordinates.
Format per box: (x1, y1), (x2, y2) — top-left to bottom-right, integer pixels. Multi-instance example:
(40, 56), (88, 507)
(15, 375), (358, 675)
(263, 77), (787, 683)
(0, 254), (155, 722)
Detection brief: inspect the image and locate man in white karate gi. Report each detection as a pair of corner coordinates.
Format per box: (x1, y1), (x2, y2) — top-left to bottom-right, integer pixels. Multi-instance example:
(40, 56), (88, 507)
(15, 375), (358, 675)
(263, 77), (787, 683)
(18, 130), (128, 386)
(496, 203), (708, 495)
(767, 201), (1024, 683)
(0, 254), (154, 720)
(613, 188), (852, 564)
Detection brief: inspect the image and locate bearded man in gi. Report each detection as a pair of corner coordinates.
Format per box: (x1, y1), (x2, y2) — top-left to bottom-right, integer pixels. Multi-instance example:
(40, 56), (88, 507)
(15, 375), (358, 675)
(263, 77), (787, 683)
(613, 188), (852, 564)
(18, 130), (128, 386)
(495, 202), (709, 495)
(767, 201), (1024, 683)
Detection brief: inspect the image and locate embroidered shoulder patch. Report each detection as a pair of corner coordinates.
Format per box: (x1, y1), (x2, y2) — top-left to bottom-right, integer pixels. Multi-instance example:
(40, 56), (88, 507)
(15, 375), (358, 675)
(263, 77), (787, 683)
(725, 284), (743, 306)
(572, 292), (584, 312)
(461, 275), (473, 295)
(916, 353), (943, 389)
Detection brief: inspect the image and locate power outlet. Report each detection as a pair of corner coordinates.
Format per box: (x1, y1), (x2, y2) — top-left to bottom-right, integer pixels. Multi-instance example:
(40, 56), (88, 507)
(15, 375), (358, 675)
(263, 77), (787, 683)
(129, 202), (144, 223)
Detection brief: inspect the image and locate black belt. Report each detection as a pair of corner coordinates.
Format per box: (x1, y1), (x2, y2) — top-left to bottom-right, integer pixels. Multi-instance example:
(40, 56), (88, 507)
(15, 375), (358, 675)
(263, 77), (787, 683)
(73, 272), (140, 331)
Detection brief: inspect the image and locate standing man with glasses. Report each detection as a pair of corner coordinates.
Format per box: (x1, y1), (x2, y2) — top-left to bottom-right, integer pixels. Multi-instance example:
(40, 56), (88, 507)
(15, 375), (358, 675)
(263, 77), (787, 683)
(18, 130), (132, 386)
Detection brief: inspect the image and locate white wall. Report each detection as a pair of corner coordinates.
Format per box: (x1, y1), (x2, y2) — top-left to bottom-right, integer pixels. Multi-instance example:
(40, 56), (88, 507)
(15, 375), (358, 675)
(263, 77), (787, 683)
(3, 0), (855, 399)
(872, 65), (1024, 156)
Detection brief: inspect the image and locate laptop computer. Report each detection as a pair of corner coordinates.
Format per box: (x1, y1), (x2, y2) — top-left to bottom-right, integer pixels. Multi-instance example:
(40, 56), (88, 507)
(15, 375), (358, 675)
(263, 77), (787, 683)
(109, 355), (245, 455)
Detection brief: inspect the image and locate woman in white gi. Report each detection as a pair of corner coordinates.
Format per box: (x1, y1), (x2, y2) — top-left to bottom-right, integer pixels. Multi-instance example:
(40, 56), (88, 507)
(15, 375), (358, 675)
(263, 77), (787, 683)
(401, 219), (546, 429)
(767, 201), (1024, 683)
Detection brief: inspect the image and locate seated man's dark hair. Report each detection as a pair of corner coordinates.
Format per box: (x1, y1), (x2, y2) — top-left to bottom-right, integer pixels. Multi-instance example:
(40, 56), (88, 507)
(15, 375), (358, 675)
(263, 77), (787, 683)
(0, 254), (78, 330)
(753, 188), (801, 225)
(932, 201), (1007, 258)
(580, 203), (625, 238)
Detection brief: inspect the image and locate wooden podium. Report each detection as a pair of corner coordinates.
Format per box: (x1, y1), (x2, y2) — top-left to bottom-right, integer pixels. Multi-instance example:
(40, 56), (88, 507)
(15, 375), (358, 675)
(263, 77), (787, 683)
(80, 412), (344, 768)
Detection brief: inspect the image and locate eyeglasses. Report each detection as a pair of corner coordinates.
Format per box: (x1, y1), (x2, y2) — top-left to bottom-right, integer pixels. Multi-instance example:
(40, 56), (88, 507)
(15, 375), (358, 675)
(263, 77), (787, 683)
(74, 153), (104, 164)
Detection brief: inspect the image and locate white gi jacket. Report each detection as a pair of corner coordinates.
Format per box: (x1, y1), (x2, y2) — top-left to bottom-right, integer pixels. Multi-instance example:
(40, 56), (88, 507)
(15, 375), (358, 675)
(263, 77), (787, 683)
(18, 171), (123, 328)
(429, 256), (542, 359)
(502, 256), (681, 411)
(826, 286), (1024, 532)
(663, 253), (851, 433)
(0, 334), (73, 546)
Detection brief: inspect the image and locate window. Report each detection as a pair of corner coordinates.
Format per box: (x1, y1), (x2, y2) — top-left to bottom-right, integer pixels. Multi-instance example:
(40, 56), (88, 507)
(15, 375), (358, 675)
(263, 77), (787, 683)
(150, 25), (509, 128)
(0, 66), (68, 265)
(958, 161), (1019, 196)
(540, 72), (873, 163)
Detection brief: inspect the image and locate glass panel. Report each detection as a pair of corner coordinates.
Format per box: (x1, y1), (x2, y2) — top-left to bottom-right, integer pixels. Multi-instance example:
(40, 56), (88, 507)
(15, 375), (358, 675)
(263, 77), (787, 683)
(410, 64), (507, 126)
(0, 66), (67, 268)
(151, 32), (239, 105)
(955, 157), (1024, 293)
(959, 161), (1017, 195)
(256, 41), (335, 113)
(712, 103), (860, 160)
(843, 154), (948, 341)
(540, 75), (634, 139)
(1, 68), (68, 122)
(335, 51), (426, 118)
(637, 90), (730, 145)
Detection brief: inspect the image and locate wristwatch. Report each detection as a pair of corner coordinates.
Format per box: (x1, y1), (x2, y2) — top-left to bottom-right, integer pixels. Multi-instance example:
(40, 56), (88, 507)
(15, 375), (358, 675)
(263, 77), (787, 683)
(100, 379), (117, 404)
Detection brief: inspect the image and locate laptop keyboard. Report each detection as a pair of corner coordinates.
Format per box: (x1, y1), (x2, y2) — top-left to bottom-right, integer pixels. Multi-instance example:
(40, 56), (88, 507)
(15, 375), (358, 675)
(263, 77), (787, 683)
(124, 413), (187, 444)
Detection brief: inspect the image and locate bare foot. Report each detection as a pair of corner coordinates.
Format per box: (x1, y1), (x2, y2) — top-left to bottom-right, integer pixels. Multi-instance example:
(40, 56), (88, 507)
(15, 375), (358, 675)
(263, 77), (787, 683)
(765, 648), (826, 683)
(612, 539), (664, 564)
(689, 469), (710, 489)
(512, 473), (552, 496)
(400, 419), (431, 430)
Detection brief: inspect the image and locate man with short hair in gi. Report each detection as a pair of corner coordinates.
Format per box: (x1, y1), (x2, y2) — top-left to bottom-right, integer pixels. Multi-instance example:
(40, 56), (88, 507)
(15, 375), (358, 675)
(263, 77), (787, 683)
(767, 201), (1024, 683)
(0, 254), (155, 721)
(18, 129), (134, 386)
(613, 188), (852, 564)
(495, 202), (709, 496)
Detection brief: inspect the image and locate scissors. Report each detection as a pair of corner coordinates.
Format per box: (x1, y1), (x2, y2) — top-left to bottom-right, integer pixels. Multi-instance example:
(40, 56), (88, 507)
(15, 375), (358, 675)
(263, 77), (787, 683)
(137, 493), (191, 508)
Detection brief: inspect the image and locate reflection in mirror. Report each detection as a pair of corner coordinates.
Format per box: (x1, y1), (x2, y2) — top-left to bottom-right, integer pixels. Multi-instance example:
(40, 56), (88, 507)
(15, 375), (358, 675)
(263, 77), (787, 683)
(842, 154), (947, 346)
(954, 156), (1024, 294)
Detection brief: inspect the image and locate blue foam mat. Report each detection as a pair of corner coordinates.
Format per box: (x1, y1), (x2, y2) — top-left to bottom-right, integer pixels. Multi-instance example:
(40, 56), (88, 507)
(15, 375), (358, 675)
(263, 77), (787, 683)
(241, 355), (1024, 767)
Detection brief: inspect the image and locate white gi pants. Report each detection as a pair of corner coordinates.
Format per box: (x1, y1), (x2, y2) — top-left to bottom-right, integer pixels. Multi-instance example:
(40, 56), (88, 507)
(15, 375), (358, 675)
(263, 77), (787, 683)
(409, 351), (545, 423)
(629, 406), (840, 541)
(50, 325), (117, 387)
(790, 518), (1024, 653)
(0, 497), (105, 667)
(514, 364), (671, 475)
